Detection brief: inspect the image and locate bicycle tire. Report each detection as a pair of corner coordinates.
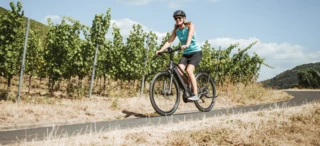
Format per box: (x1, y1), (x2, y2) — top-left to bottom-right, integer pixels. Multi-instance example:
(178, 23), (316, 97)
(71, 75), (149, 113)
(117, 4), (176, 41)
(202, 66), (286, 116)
(149, 71), (180, 116)
(194, 72), (217, 112)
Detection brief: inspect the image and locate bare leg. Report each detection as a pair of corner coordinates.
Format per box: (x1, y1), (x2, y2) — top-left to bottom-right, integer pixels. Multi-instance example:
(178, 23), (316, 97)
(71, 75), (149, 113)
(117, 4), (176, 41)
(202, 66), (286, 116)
(178, 64), (188, 84)
(186, 64), (197, 95)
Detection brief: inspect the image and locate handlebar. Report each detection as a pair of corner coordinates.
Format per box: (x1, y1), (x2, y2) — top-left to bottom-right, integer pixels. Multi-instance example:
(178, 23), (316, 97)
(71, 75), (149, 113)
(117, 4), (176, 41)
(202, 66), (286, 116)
(158, 47), (181, 56)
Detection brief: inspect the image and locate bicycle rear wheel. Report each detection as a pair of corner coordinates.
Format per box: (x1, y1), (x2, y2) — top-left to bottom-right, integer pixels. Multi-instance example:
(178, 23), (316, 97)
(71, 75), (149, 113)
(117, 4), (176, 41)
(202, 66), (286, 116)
(194, 72), (217, 112)
(149, 71), (180, 116)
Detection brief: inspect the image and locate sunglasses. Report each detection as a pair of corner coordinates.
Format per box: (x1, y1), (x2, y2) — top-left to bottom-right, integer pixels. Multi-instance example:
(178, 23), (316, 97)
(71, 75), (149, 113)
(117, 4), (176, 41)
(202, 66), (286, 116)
(174, 17), (183, 20)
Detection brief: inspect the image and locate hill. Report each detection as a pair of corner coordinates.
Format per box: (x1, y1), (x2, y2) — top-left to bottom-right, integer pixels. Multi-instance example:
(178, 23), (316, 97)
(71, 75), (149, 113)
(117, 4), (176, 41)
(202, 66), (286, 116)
(0, 6), (48, 36)
(261, 62), (320, 89)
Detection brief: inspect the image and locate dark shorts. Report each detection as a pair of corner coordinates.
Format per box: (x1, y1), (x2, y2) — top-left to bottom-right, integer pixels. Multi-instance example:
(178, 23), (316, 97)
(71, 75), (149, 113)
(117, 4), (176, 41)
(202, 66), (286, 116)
(178, 51), (203, 67)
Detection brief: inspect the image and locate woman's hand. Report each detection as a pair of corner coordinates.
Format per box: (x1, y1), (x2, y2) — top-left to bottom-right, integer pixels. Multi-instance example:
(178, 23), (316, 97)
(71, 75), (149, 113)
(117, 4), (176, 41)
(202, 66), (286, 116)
(156, 50), (162, 56)
(181, 45), (189, 50)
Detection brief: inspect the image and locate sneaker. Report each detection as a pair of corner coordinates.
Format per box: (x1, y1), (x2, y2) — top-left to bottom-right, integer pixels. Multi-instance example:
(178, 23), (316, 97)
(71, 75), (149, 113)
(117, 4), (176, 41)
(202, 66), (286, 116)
(188, 94), (199, 101)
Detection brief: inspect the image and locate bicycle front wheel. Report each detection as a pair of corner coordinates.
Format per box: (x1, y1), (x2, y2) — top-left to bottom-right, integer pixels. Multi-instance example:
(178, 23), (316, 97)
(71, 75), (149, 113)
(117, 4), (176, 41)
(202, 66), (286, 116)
(194, 72), (217, 112)
(149, 71), (180, 116)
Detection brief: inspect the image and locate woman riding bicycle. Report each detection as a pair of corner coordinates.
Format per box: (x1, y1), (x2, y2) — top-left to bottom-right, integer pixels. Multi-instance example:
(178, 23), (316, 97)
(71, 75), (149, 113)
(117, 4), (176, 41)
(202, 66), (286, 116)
(156, 10), (203, 101)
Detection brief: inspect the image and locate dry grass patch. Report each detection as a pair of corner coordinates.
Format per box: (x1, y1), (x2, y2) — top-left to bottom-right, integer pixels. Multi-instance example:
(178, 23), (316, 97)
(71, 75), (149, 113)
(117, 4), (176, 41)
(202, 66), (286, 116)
(215, 82), (293, 108)
(16, 101), (320, 146)
(0, 95), (200, 129)
(0, 96), (152, 128)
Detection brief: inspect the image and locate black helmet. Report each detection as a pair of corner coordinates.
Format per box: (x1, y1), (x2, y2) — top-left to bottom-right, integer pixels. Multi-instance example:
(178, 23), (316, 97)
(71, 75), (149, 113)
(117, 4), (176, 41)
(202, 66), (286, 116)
(173, 10), (186, 18)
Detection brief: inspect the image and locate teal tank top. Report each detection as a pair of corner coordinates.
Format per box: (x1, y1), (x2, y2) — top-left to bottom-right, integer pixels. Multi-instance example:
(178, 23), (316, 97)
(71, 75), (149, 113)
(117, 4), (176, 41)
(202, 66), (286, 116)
(175, 27), (201, 54)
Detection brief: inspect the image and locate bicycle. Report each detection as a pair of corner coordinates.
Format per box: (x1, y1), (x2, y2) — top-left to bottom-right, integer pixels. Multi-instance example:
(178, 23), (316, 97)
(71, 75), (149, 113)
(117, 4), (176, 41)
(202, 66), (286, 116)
(149, 46), (218, 116)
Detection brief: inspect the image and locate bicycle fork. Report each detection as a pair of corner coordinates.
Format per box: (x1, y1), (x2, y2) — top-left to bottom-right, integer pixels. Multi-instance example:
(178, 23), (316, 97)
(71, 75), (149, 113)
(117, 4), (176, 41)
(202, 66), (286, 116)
(163, 73), (174, 95)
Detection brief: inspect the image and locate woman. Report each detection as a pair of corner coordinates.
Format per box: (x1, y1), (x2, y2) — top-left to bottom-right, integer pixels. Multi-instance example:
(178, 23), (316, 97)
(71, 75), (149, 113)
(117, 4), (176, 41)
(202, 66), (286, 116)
(156, 10), (203, 101)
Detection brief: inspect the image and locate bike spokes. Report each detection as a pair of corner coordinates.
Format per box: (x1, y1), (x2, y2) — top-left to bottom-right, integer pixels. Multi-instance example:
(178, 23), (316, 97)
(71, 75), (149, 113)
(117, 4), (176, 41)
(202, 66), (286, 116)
(194, 72), (216, 112)
(150, 72), (180, 116)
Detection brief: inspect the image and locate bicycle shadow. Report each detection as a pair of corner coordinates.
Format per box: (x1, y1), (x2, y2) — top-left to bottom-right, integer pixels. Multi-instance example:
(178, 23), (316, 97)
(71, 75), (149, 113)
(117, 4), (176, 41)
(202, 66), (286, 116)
(122, 110), (148, 118)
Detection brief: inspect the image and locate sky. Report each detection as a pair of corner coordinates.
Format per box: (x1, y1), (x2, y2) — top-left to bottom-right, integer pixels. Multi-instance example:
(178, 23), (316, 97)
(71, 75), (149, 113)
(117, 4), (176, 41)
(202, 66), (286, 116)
(1, 0), (319, 82)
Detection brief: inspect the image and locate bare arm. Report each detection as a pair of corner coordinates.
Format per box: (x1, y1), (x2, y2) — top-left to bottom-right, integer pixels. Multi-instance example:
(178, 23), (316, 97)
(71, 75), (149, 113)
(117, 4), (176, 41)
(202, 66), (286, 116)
(158, 29), (177, 53)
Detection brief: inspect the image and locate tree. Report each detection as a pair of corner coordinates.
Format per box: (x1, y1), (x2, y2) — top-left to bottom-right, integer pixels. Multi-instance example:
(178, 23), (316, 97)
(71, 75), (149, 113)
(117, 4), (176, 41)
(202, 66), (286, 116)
(109, 23), (126, 82)
(144, 31), (158, 81)
(87, 9), (112, 94)
(25, 29), (43, 93)
(122, 24), (147, 81)
(298, 68), (320, 89)
(0, 1), (25, 95)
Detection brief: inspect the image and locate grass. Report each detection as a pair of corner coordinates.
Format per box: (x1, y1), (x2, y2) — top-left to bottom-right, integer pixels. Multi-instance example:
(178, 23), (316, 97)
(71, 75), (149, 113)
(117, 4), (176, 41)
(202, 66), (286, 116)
(0, 75), (294, 130)
(14, 100), (320, 146)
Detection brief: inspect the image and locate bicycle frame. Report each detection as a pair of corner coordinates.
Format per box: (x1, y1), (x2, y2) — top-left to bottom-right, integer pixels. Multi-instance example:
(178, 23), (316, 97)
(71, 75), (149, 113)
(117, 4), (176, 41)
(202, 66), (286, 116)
(160, 47), (191, 93)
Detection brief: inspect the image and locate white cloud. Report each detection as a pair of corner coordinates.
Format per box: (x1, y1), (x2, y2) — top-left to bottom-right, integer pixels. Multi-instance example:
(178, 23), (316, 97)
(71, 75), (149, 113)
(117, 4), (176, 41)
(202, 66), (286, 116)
(116, 0), (153, 5)
(201, 37), (320, 81)
(42, 15), (62, 25)
(168, 0), (194, 9)
(107, 18), (179, 46)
